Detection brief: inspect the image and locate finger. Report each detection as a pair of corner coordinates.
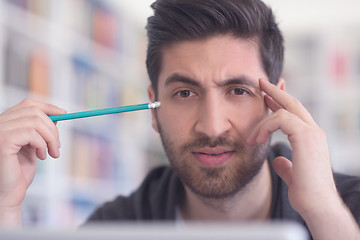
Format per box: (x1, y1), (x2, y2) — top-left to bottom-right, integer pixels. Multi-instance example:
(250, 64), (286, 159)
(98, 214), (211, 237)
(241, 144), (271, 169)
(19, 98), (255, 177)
(4, 99), (66, 117)
(2, 106), (61, 141)
(27, 115), (60, 159)
(0, 129), (45, 190)
(0, 128), (48, 161)
(1, 115), (61, 158)
(259, 78), (294, 110)
(19, 129), (48, 161)
(264, 94), (282, 112)
(259, 79), (315, 125)
(272, 156), (293, 186)
(2, 104), (65, 152)
(247, 109), (305, 145)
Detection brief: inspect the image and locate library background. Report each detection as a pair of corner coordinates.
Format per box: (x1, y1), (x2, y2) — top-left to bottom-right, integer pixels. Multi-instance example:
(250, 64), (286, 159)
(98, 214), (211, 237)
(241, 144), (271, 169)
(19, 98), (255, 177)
(0, 0), (360, 228)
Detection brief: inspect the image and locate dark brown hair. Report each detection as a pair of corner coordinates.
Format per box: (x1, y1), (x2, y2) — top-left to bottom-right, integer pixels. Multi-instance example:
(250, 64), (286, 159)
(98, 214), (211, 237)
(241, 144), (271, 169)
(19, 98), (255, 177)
(146, 0), (284, 92)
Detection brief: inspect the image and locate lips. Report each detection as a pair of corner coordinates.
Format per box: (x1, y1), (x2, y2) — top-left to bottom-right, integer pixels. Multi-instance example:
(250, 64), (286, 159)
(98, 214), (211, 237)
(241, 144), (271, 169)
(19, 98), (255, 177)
(192, 147), (235, 167)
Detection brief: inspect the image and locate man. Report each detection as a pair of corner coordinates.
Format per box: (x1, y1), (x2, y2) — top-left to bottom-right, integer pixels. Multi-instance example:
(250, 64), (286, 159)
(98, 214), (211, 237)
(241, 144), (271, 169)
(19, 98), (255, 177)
(0, 0), (359, 239)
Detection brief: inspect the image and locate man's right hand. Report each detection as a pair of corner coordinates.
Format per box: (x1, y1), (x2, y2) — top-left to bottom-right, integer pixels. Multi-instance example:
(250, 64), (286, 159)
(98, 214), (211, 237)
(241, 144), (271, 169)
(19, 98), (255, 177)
(0, 99), (66, 227)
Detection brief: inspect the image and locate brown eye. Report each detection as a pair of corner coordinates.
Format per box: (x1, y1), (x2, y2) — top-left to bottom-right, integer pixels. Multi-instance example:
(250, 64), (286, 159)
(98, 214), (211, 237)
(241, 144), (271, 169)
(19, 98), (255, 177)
(234, 89), (245, 95)
(180, 90), (191, 97)
(230, 88), (247, 95)
(176, 90), (195, 98)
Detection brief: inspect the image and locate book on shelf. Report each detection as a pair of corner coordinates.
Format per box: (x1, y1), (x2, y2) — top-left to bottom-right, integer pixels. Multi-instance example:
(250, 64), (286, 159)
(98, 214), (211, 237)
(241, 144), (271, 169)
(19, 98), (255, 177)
(70, 130), (116, 182)
(4, 29), (50, 97)
(4, 30), (30, 90)
(28, 48), (50, 97)
(91, 0), (118, 49)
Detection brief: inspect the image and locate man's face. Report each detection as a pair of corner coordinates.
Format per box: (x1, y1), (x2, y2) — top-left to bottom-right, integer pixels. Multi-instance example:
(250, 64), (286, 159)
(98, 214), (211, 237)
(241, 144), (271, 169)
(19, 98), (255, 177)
(148, 34), (271, 199)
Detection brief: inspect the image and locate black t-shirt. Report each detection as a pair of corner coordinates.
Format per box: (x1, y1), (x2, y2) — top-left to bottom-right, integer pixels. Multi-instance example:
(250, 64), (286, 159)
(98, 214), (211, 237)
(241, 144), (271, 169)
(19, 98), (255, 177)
(86, 143), (360, 235)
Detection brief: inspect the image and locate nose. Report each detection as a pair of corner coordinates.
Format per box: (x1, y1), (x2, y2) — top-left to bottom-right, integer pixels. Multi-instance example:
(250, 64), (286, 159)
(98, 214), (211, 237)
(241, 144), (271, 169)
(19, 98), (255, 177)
(194, 96), (232, 138)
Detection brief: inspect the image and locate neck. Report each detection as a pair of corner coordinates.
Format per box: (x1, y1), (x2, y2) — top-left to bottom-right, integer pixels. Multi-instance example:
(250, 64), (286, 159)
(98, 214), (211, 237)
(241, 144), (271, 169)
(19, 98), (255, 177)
(179, 160), (272, 221)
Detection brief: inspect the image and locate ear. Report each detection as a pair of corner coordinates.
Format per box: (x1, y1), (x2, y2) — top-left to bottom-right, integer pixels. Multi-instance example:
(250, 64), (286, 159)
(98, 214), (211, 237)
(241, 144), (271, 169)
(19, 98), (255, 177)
(147, 85), (159, 133)
(276, 78), (286, 91)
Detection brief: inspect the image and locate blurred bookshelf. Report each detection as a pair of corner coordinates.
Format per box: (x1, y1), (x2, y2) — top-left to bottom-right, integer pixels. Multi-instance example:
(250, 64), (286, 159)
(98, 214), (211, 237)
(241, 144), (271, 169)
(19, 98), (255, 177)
(282, 28), (360, 177)
(265, 0), (360, 177)
(0, 0), (165, 228)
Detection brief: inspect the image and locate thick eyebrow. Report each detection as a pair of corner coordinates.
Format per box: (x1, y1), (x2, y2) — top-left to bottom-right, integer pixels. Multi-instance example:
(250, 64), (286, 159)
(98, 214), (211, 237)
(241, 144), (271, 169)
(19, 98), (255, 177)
(216, 75), (259, 89)
(164, 73), (201, 87)
(164, 73), (260, 90)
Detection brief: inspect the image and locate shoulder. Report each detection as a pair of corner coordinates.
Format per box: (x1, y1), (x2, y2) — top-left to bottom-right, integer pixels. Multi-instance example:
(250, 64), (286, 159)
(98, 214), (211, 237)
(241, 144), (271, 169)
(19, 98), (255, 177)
(86, 166), (181, 222)
(334, 172), (360, 201)
(334, 172), (360, 223)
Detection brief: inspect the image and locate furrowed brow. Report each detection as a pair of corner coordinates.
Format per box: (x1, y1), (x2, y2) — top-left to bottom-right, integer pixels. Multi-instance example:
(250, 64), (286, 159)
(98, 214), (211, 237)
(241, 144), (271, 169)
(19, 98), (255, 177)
(164, 73), (201, 87)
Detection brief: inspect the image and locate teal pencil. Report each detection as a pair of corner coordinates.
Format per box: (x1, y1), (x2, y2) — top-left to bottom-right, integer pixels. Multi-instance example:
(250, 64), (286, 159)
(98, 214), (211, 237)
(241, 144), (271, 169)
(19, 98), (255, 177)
(49, 102), (161, 122)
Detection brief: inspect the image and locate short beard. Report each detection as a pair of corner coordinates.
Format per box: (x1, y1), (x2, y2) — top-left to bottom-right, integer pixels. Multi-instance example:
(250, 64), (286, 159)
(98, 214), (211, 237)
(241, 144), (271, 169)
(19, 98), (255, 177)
(157, 118), (270, 199)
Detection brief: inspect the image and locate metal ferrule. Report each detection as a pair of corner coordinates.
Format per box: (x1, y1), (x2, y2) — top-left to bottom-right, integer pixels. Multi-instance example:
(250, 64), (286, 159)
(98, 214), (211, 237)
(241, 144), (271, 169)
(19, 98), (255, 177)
(148, 101), (161, 109)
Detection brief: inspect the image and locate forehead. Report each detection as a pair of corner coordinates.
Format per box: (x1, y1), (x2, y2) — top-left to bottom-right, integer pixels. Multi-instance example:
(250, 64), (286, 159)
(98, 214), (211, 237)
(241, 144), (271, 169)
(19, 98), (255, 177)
(159, 34), (265, 86)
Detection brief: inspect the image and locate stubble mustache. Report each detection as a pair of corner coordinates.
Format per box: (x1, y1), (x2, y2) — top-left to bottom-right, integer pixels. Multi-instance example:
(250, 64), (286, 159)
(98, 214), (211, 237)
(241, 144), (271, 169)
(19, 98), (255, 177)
(181, 135), (247, 154)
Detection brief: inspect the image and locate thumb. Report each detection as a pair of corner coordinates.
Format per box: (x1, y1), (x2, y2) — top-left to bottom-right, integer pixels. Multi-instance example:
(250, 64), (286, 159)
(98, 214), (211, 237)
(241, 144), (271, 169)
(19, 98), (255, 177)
(272, 156), (293, 186)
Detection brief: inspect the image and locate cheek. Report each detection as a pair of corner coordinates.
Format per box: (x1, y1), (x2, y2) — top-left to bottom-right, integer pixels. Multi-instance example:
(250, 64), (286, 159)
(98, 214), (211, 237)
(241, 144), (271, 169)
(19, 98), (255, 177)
(230, 102), (267, 137)
(156, 103), (196, 138)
